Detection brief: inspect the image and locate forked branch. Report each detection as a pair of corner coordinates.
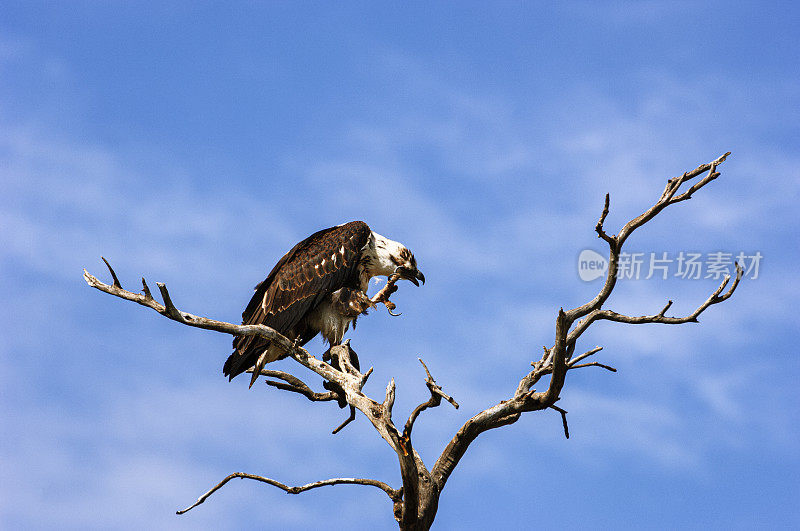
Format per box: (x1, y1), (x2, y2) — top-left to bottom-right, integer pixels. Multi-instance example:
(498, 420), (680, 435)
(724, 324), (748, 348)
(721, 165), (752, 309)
(403, 359), (459, 440)
(567, 262), (743, 345)
(429, 152), (741, 493)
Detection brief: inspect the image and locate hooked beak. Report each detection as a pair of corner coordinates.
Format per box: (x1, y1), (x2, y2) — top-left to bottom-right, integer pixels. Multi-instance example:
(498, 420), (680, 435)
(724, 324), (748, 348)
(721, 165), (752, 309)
(396, 267), (425, 286)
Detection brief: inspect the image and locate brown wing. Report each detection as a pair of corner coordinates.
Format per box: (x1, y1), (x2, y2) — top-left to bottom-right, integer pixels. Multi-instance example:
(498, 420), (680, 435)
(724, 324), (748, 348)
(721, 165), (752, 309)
(223, 221), (371, 380)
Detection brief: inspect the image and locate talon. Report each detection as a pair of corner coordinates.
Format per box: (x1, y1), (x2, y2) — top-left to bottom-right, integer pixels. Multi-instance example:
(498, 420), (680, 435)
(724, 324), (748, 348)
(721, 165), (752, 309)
(383, 300), (402, 317)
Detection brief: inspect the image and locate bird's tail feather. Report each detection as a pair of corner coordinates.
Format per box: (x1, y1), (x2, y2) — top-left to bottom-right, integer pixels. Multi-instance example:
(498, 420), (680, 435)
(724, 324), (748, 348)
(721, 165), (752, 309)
(223, 337), (268, 381)
(223, 341), (284, 387)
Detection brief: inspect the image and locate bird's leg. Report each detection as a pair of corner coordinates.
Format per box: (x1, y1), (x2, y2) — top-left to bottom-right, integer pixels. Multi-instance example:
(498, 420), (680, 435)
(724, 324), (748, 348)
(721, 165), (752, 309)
(322, 347), (349, 409)
(328, 345), (359, 433)
(349, 290), (377, 316)
(370, 273), (402, 316)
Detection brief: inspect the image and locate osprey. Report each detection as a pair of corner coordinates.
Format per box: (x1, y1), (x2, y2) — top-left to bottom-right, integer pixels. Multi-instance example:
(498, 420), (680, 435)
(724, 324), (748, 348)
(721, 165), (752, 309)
(224, 221), (424, 387)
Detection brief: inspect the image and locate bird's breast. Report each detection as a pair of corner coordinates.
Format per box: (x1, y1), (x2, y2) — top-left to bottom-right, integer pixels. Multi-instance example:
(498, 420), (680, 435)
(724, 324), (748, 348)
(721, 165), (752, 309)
(305, 297), (354, 345)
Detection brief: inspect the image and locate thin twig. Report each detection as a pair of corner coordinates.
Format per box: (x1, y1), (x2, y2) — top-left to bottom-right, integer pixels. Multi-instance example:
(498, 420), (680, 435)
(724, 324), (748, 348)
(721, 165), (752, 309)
(595, 193), (615, 246)
(140, 277), (153, 300)
(569, 361), (617, 372)
(332, 406), (357, 434)
(101, 257), (122, 289)
(568, 346), (603, 365)
(549, 404), (570, 439)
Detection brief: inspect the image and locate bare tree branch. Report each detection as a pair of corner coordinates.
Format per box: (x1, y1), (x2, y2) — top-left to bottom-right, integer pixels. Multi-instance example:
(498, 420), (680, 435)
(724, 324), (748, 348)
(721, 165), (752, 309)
(595, 193), (614, 246)
(514, 346), (606, 398)
(176, 472), (401, 515)
(568, 346), (604, 365)
(101, 256), (122, 288)
(567, 263), (744, 345)
(84, 266), (361, 392)
(245, 365), (365, 435)
(403, 359), (459, 440)
(569, 361), (617, 372)
(550, 404), (570, 439)
(571, 151), (731, 321)
(429, 152), (740, 494)
(384, 378), (397, 417)
(246, 368), (339, 402)
(332, 407), (357, 434)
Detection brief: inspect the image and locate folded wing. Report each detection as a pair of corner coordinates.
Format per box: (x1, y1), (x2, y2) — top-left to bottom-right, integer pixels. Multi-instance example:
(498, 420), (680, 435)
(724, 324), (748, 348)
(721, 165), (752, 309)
(224, 221), (371, 381)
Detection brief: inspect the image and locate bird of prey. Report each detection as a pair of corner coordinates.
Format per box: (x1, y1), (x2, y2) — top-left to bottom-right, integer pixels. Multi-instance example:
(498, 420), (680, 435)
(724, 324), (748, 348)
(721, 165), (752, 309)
(224, 221), (424, 387)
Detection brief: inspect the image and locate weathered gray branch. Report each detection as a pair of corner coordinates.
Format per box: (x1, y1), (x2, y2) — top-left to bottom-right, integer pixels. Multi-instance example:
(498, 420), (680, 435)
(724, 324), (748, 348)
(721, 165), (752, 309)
(246, 368), (339, 402)
(568, 345), (604, 366)
(175, 472), (401, 515)
(84, 265), (359, 393)
(569, 361), (617, 372)
(245, 367), (362, 434)
(566, 263), (743, 346)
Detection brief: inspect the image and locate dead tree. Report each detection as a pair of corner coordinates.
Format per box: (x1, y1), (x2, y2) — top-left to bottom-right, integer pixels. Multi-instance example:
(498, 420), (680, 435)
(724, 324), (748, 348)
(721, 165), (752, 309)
(84, 153), (740, 530)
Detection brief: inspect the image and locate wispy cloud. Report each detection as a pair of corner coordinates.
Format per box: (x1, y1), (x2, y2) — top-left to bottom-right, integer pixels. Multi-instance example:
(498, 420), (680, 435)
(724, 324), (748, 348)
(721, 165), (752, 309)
(0, 122), (301, 303)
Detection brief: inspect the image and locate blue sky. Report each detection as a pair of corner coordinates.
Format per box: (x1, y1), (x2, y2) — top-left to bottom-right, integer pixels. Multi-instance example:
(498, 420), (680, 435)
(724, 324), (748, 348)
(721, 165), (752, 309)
(1, 2), (798, 529)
